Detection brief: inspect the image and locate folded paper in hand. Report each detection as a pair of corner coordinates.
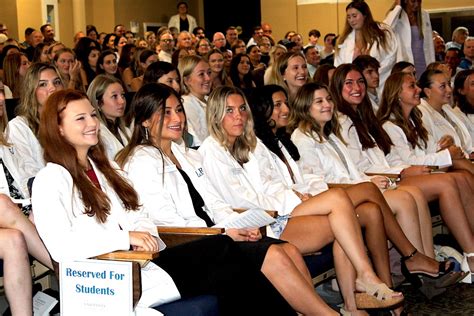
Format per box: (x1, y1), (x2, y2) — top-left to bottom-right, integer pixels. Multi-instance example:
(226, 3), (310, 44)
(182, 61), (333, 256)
(218, 208), (276, 229)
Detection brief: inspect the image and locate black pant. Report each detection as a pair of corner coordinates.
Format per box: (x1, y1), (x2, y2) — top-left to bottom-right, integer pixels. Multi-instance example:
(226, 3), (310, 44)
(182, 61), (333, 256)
(155, 235), (296, 316)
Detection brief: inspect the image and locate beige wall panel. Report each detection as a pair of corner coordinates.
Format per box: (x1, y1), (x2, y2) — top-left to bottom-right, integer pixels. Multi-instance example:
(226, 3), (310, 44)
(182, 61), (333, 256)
(261, 0), (298, 43)
(58, 0), (74, 47)
(266, 0), (474, 45)
(0, 0), (19, 40)
(16, 0), (42, 42)
(114, 0), (175, 37)
(85, 0), (115, 35)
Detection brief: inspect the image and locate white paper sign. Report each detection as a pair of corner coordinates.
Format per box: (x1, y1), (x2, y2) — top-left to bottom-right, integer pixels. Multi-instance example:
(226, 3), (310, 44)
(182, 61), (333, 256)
(217, 208), (276, 229)
(33, 291), (58, 315)
(60, 259), (134, 316)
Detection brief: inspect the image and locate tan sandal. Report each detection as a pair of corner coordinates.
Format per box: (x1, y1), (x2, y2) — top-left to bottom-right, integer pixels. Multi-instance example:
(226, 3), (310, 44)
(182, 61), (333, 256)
(355, 280), (404, 309)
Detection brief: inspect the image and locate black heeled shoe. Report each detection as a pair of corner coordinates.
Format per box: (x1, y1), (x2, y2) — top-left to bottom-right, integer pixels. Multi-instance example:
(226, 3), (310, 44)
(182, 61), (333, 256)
(400, 249), (455, 289)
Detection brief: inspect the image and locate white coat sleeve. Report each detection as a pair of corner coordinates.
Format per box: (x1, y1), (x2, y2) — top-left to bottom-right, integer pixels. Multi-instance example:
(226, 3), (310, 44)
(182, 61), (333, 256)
(124, 149), (203, 227)
(383, 5), (403, 29)
(32, 164), (130, 262)
(6, 118), (43, 187)
(199, 139), (300, 215)
(382, 121), (451, 167)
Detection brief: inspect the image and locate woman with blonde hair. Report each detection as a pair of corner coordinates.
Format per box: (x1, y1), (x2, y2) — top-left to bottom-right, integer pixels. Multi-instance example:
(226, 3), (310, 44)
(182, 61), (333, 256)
(266, 52), (309, 102)
(6, 63), (63, 186)
(200, 86), (405, 314)
(178, 55), (211, 145)
(87, 74), (130, 159)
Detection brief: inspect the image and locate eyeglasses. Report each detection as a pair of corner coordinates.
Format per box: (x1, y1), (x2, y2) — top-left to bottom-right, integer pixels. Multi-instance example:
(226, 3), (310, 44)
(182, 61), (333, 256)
(161, 39), (174, 43)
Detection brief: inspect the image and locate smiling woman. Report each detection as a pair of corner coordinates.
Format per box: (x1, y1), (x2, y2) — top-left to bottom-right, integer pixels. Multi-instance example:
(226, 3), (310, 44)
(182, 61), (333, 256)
(179, 55), (212, 145)
(87, 75), (131, 160)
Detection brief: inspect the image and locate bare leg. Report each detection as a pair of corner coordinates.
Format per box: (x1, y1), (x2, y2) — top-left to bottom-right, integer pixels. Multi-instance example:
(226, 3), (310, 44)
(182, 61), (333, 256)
(334, 241), (369, 316)
(345, 183), (440, 275)
(284, 188), (399, 298)
(0, 195), (52, 269)
(400, 173), (474, 260)
(383, 190), (424, 255)
(356, 202), (392, 286)
(261, 244), (338, 315)
(0, 229), (33, 316)
(452, 158), (474, 174)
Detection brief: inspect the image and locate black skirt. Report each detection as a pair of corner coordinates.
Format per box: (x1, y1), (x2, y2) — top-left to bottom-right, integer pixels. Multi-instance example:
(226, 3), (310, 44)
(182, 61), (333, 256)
(155, 235), (295, 316)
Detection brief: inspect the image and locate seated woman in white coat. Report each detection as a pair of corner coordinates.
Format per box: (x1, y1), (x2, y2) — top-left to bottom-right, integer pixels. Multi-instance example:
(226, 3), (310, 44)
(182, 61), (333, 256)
(0, 88), (53, 316)
(199, 86), (404, 313)
(33, 89), (313, 316)
(377, 72), (474, 283)
(116, 83), (363, 315)
(6, 63), (64, 188)
(250, 84), (415, 314)
(178, 55), (211, 146)
(87, 74), (131, 160)
(289, 82), (456, 292)
(453, 69), (474, 155)
(334, 0), (397, 94)
(416, 69), (474, 174)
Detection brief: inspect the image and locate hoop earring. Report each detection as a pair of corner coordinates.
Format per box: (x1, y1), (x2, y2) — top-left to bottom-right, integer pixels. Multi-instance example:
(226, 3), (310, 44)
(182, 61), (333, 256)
(268, 119), (276, 128)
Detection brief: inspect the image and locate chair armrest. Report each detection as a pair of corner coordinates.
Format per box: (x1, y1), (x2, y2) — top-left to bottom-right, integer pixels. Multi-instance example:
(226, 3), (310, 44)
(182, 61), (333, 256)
(327, 183), (353, 189)
(157, 226), (225, 248)
(95, 250), (159, 268)
(95, 250), (159, 261)
(364, 172), (400, 179)
(232, 208), (278, 218)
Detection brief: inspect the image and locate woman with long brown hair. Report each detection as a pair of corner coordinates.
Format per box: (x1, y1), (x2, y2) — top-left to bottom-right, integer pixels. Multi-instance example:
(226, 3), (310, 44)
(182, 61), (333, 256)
(335, 0), (397, 92)
(199, 86), (405, 315)
(377, 71), (474, 283)
(33, 88), (329, 316)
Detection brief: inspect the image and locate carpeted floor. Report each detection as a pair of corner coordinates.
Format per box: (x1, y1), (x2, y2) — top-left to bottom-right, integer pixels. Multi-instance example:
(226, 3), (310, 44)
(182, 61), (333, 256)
(400, 282), (474, 316)
(319, 274), (474, 315)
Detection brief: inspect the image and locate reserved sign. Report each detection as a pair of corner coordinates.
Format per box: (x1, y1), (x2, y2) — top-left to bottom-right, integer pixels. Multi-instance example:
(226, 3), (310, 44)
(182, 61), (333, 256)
(60, 259), (135, 315)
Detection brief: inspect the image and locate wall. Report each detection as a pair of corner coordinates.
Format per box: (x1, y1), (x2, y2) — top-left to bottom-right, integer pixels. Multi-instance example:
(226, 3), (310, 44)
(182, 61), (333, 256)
(261, 0), (298, 43)
(262, 0), (474, 46)
(16, 0), (43, 43)
(0, 0), (19, 40)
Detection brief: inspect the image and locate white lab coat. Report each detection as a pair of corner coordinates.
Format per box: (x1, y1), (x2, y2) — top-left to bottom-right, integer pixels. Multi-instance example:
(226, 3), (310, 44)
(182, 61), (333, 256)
(384, 5), (435, 66)
(382, 120), (452, 168)
(338, 113), (407, 174)
(32, 161), (181, 310)
(334, 24), (398, 93)
(291, 128), (371, 184)
(167, 14), (197, 33)
(198, 136), (301, 217)
(122, 142), (236, 228)
(418, 99), (472, 154)
(5, 116), (44, 190)
(0, 145), (30, 201)
(182, 94), (208, 144)
(100, 121), (131, 160)
(452, 107), (474, 142)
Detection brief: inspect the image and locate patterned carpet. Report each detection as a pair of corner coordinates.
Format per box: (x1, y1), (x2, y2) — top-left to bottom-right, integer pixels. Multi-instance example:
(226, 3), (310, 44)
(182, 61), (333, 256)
(400, 282), (474, 316)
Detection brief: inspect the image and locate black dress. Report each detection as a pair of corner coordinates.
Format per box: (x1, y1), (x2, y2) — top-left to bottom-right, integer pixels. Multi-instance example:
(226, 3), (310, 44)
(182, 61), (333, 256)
(153, 168), (295, 316)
